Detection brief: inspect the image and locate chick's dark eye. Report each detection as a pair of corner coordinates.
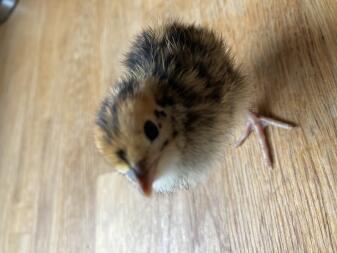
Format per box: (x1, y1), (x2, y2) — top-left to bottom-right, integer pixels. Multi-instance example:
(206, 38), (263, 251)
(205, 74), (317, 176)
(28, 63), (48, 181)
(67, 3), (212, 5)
(144, 120), (159, 141)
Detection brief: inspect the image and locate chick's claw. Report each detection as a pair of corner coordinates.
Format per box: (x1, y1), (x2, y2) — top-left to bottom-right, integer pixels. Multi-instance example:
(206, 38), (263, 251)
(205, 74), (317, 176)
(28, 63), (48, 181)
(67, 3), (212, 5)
(235, 111), (295, 167)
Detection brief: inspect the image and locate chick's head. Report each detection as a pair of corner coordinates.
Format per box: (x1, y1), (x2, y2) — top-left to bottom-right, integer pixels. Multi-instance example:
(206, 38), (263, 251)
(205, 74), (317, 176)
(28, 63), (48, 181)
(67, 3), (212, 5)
(95, 77), (175, 196)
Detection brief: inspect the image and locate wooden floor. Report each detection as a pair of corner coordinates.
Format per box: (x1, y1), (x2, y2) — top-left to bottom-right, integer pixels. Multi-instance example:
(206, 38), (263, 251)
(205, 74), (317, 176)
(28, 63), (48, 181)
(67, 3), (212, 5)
(0, 0), (336, 252)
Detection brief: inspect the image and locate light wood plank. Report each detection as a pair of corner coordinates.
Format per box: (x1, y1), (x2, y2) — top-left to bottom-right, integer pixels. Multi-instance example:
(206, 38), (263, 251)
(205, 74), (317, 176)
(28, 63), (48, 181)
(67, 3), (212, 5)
(0, 0), (336, 252)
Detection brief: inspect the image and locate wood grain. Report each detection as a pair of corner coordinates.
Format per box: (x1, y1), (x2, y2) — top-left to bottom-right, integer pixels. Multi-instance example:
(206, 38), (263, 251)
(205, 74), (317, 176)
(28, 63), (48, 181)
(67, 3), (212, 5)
(0, 0), (336, 252)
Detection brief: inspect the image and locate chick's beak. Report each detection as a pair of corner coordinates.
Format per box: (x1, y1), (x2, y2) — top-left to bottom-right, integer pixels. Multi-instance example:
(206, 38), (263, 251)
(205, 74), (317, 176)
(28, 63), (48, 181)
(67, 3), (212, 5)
(126, 160), (156, 196)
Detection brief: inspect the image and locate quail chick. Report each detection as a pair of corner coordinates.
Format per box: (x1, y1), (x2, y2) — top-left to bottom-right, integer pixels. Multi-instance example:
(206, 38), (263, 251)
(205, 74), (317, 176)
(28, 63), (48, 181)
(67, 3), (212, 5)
(95, 21), (294, 196)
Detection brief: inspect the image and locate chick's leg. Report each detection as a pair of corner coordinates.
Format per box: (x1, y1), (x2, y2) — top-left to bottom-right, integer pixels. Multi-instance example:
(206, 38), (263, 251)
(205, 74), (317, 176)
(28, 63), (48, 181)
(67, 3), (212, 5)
(235, 111), (294, 166)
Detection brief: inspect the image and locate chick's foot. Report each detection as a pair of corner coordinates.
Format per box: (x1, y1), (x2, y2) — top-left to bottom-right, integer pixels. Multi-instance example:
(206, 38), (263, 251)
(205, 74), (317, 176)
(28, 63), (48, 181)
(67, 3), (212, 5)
(235, 111), (295, 166)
